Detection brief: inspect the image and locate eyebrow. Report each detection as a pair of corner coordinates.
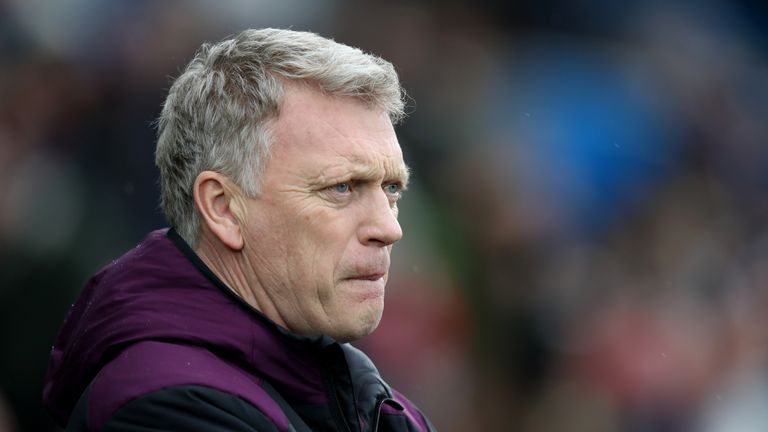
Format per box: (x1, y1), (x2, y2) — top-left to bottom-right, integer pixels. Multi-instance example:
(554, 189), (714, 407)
(392, 162), (411, 189)
(310, 160), (411, 189)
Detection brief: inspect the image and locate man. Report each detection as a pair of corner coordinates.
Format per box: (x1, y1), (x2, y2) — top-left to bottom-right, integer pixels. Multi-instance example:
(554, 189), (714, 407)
(43, 28), (436, 432)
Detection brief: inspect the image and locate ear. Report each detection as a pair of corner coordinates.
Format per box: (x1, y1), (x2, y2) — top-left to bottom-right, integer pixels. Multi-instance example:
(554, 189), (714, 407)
(193, 171), (245, 251)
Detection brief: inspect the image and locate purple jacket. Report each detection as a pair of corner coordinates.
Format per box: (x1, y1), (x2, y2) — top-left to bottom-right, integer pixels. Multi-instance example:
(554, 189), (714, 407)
(43, 229), (435, 431)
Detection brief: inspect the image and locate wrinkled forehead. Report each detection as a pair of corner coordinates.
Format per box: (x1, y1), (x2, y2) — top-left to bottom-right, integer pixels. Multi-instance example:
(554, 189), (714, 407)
(268, 83), (409, 184)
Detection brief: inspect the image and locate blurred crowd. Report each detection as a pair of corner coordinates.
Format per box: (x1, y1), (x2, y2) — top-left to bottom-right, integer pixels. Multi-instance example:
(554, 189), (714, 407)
(1, 1), (767, 431)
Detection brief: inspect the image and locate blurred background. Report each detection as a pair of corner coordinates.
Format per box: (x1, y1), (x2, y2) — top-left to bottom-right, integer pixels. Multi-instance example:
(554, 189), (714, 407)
(1, 0), (767, 430)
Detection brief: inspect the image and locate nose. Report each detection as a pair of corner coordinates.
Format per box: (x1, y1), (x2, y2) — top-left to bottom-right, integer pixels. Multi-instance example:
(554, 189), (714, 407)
(358, 190), (403, 247)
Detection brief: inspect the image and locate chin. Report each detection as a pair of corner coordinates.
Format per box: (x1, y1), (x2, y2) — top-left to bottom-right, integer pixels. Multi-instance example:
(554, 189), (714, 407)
(332, 307), (383, 343)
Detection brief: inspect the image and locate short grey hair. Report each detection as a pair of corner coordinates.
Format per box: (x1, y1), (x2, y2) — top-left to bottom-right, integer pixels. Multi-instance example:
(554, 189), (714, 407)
(155, 28), (406, 246)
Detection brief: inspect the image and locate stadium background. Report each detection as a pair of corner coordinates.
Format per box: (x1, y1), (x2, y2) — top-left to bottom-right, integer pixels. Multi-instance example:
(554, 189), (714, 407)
(1, 1), (767, 430)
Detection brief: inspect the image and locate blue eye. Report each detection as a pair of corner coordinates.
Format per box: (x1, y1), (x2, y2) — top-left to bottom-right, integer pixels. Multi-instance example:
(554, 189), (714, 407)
(385, 183), (400, 194)
(333, 183), (350, 193)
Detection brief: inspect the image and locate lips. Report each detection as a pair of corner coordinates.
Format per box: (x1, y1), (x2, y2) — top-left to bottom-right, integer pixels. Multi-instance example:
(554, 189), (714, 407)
(340, 266), (387, 301)
(344, 275), (386, 301)
(341, 257), (389, 282)
(347, 272), (385, 281)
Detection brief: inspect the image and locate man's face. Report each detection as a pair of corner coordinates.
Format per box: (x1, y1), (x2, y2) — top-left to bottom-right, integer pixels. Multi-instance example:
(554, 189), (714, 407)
(240, 83), (407, 342)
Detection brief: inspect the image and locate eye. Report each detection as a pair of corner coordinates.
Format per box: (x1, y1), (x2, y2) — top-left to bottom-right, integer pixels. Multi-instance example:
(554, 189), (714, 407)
(384, 183), (401, 194)
(332, 182), (351, 193)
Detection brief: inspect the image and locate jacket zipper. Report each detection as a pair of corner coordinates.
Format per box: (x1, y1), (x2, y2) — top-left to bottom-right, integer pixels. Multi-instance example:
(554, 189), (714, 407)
(324, 362), (354, 432)
(372, 398), (396, 432)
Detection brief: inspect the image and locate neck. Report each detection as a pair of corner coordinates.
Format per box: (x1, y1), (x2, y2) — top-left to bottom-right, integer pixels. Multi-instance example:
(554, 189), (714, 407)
(194, 233), (289, 329)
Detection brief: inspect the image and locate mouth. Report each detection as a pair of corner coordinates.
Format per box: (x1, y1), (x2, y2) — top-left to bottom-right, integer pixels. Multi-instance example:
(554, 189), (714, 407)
(342, 272), (387, 301)
(347, 272), (386, 282)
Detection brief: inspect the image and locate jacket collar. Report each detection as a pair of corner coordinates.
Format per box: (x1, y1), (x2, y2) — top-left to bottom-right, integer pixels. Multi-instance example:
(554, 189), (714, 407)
(166, 228), (336, 404)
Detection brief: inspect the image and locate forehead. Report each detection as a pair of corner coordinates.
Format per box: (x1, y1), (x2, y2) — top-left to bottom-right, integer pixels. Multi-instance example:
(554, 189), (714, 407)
(268, 83), (408, 182)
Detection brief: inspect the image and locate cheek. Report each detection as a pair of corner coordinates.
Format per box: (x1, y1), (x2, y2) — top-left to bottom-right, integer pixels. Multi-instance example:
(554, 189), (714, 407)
(301, 211), (357, 257)
(288, 207), (363, 299)
(283, 225), (347, 302)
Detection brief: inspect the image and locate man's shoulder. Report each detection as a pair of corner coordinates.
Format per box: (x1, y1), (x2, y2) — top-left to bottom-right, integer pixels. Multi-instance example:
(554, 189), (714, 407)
(79, 341), (289, 431)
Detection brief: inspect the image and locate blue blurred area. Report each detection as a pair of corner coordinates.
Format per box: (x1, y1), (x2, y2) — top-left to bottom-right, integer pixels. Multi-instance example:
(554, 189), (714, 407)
(492, 43), (680, 238)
